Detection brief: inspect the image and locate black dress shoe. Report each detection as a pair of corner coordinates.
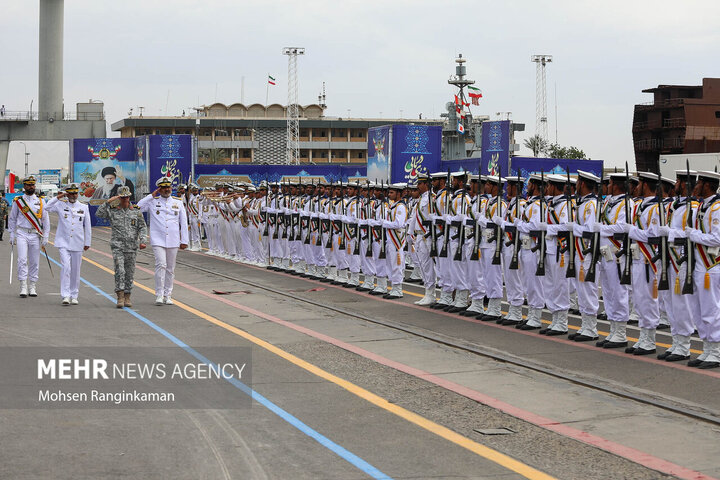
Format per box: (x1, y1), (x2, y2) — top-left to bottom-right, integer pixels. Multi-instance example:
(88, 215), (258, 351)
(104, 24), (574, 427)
(502, 319), (520, 326)
(460, 310), (480, 317)
(595, 339), (608, 347)
(665, 353), (690, 362)
(318, 278), (332, 283)
(569, 309), (580, 316)
(628, 319), (639, 325)
(568, 332), (578, 340)
(444, 305), (462, 313)
(603, 341), (628, 349)
(633, 347), (656, 355)
(299, 273), (311, 278)
(356, 286), (371, 292)
(656, 324), (670, 330)
(545, 329), (567, 336)
(515, 320), (528, 329)
(518, 323), (540, 331)
(698, 361), (720, 369)
(477, 314), (498, 322)
(368, 290), (386, 296)
(573, 334), (598, 342)
(495, 317), (507, 324)
(330, 281), (344, 285)
(342, 283), (358, 289)
(624, 346), (637, 354)
(597, 312), (607, 320)
(430, 303), (449, 310)
(657, 351), (671, 360)
(687, 358), (705, 367)
(442, 305), (455, 312)
(538, 328), (549, 335)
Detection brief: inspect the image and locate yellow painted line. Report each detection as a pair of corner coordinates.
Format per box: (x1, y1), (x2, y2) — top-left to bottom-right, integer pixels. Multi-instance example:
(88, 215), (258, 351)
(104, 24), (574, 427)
(78, 254), (557, 480)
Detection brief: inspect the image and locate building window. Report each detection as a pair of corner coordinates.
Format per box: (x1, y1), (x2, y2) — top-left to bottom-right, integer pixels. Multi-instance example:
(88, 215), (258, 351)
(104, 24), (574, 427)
(716, 111), (720, 119)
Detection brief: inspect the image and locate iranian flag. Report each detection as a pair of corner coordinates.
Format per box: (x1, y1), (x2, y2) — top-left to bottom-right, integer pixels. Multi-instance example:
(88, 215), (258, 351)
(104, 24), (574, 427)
(268, 75), (276, 86)
(468, 86), (483, 106)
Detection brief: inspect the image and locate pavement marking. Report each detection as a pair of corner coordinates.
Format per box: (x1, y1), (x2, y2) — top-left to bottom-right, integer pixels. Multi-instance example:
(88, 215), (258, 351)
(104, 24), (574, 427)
(79, 248), (558, 480)
(44, 251), (394, 480)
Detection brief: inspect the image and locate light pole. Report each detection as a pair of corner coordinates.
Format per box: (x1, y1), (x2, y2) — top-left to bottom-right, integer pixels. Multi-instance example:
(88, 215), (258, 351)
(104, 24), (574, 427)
(18, 142), (30, 177)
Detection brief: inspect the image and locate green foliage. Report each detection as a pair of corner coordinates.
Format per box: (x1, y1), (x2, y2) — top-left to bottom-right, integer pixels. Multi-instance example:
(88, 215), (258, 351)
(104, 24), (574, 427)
(546, 143), (588, 160)
(523, 135), (549, 157)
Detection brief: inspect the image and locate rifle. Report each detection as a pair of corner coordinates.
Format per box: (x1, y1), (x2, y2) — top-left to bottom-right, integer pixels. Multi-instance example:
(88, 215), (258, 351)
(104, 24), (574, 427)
(439, 170), (451, 257)
(616, 162), (632, 285)
(649, 171), (669, 291)
(379, 182), (387, 260)
(272, 188), (281, 240)
(565, 168), (577, 278)
(325, 183), (336, 249)
(681, 160), (695, 294)
(428, 176), (438, 257)
(582, 173), (603, 283)
(366, 186), (375, 257)
(491, 170), (503, 266)
(262, 179), (270, 238)
(338, 188), (346, 251)
(469, 177), (481, 261)
(352, 192), (361, 255)
(453, 184), (466, 261)
(534, 171), (547, 276)
(507, 180), (521, 270)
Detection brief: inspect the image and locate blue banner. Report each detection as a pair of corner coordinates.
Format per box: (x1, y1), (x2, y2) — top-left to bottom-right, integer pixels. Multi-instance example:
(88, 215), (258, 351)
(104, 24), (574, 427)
(193, 164), (366, 189)
(367, 126), (391, 184)
(390, 124), (441, 185)
(509, 157), (604, 195)
(481, 120), (511, 177)
(148, 135), (193, 194)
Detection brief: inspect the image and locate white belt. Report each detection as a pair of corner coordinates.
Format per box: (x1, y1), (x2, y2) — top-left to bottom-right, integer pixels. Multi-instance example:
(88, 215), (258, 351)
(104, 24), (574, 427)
(19, 227), (39, 234)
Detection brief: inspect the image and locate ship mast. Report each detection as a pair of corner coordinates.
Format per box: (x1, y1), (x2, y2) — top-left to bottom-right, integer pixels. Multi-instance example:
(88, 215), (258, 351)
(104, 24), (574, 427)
(442, 54), (476, 160)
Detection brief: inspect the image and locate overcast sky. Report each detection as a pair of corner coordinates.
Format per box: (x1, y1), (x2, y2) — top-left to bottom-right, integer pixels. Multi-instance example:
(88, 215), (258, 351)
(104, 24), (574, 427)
(2, 0), (720, 170)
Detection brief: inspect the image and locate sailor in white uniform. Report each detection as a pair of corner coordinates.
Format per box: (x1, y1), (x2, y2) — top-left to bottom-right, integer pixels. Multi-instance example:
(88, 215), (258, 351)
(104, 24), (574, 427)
(8, 176), (51, 297)
(45, 183), (92, 305)
(137, 177), (189, 305)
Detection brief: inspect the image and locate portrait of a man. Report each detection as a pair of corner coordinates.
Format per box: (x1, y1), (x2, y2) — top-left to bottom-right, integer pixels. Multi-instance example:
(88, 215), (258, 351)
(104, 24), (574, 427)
(91, 166), (135, 200)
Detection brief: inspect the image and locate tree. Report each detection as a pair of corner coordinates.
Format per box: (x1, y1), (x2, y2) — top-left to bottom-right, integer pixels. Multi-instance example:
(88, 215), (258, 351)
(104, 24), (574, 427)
(523, 135), (549, 157)
(546, 143), (588, 160)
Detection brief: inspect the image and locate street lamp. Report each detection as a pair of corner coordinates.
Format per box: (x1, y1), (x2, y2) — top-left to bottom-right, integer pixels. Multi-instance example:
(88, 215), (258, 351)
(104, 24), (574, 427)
(18, 142), (30, 177)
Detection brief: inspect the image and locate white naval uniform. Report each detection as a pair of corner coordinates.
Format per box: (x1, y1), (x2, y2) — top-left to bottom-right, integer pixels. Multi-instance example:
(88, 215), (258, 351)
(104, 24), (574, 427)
(46, 197), (92, 300)
(384, 200), (408, 286)
(543, 195), (571, 314)
(628, 198), (661, 331)
(8, 193), (51, 284)
(410, 191), (435, 289)
(502, 197), (527, 312)
(137, 194), (189, 298)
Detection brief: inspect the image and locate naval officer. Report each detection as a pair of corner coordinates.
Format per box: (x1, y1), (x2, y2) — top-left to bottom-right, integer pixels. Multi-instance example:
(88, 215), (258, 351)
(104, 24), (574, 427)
(137, 177), (189, 305)
(8, 176), (51, 297)
(45, 183), (92, 305)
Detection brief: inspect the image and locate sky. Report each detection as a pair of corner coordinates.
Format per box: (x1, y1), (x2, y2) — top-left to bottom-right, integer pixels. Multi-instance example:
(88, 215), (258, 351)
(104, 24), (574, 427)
(2, 0), (720, 170)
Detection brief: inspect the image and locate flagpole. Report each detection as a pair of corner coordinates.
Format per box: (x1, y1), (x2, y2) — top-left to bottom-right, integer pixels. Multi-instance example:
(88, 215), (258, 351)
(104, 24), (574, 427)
(266, 73), (269, 107)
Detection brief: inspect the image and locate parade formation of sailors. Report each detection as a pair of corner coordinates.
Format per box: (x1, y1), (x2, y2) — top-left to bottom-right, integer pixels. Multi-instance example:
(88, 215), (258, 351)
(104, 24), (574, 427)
(7, 168), (720, 370)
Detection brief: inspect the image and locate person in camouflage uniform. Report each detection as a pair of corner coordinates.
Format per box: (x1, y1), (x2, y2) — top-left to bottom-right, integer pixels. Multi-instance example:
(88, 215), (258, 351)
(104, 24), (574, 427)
(0, 190), (9, 241)
(96, 186), (147, 308)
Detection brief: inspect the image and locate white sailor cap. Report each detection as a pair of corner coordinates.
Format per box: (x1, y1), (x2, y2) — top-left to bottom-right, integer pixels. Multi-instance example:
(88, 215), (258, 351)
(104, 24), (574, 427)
(504, 176), (525, 183)
(608, 172), (628, 181)
(529, 174), (543, 182)
(430, 172), (447, 179)
(246, 186), (257, 192)
(675, 169), (698, 178)
(546, 174), (567, 184)
(576, 170), (600, 184)
(661, 176), (675, 185)
(388, 182), (406, 190)
(485, 176), (505, 185)
(697, 171), (720, 182)
(637, 171), (661, 182)
(407, 184), (418, 190)
(479, 175), (488, 182)
(467, 174), (479, 181)
(450, 170), (467, 178)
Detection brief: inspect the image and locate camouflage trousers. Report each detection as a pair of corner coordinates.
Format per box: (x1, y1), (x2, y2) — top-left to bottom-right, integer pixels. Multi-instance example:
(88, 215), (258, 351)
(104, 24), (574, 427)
(112, 250), (138, 294)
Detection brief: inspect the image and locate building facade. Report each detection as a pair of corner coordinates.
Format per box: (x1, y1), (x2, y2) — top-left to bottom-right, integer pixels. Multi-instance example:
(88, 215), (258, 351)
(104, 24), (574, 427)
(111, 103), (451, 165)
(632, 78), (720, 172)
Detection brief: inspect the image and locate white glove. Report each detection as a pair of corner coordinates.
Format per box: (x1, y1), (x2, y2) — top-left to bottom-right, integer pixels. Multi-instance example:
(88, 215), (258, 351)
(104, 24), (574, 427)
(589, 223), (601, 233)
(9, 235), (15, 246)
(537, 221), (548, 231)
(620, 223), (632, 234)
(492, 215), (503, 226)
(655, 225), (670, 237)
(41, 237), (49, 247)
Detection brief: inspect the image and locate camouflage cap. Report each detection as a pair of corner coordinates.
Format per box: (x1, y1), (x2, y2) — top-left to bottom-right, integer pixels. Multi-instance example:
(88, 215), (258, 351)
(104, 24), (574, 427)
(117, 186), (132, 197)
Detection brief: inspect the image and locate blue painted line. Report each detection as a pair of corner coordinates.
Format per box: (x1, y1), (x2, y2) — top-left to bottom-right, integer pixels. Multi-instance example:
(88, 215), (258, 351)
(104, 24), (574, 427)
(45, 254), (393, 480)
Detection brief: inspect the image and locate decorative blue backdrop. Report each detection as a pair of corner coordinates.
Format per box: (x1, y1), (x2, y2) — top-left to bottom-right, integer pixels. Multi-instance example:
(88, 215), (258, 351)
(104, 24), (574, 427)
(366, 126), (391, 183)
(390, 124), (441, 185)
(193, 164), (366, 188)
